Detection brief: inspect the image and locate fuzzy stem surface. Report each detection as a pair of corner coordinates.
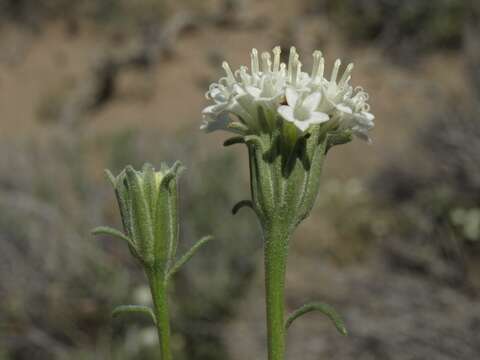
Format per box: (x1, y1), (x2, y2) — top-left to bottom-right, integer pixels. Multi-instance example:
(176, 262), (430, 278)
(147, 269), (173, 360)
(264, 222), (291, 360)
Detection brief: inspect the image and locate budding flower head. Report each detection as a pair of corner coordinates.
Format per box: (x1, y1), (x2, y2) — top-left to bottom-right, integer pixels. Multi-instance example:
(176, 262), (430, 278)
(105, 162), (184, 269)
(201, 46), (374, 143)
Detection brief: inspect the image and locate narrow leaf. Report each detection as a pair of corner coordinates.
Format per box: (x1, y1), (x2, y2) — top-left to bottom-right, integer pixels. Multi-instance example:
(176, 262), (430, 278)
(167, 235), (213, 279)
(224, 136), (245, 147)
(112, 305), (156, 325)
(232, 200), (254, 215)
(285, 302), (347, 336)
(244, 135), (264, 150)
(92, 226), (135, 248)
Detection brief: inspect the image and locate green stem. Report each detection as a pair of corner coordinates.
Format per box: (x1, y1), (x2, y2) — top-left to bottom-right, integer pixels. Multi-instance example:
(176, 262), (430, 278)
(264, 223), (291, 360)
(147, 269), (173, 360)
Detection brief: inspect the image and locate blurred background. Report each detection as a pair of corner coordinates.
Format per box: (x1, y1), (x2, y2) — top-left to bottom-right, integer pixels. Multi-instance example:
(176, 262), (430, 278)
(0, 0), (479, 359)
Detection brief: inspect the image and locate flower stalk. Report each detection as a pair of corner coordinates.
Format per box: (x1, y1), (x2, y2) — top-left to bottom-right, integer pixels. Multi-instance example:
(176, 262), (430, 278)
(263, 223), (291, 360)
(204, 46), (367, 359)
(93, 162), (212, 359)
(147, 268), (172, 360)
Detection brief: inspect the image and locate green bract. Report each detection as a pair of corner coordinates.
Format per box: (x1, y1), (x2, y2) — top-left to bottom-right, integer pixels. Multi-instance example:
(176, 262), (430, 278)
(104, 162), (183, 270)
(228, 116), (352, 230)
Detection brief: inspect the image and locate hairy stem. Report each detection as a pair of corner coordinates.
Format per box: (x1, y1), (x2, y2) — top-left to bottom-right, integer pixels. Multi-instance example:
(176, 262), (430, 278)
(147, 269), (172, 360)
(264, 223), (291, 360)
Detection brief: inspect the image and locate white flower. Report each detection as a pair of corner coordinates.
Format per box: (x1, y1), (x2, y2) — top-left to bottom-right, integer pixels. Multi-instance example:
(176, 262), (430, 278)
(278, 88), (329, 131)
(201, 46), (375, 140)
(335, 87), (375, 142)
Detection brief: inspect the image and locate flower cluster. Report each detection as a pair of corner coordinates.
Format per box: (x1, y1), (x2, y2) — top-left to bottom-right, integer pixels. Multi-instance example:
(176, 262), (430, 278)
(201, 46), (374, 142)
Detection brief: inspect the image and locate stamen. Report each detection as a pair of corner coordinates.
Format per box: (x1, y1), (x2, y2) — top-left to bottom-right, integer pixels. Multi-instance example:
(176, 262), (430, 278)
(330, 59), (341, 83)
(272, 46), (281, 72)
(291, 55), (300, 85)
(251, 48), (259, 75)
(339, 63), (354, 87)
(311, 50), (323, 80)
(238, 66), (250, 86)
(288, 46), (297, 79)
(222, 61), (236, 85)
(318, 57), (325, 80)
(261, 52), (272, 73)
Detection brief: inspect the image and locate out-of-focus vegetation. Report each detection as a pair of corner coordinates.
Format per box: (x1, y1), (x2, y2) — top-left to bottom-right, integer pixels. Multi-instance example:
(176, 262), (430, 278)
(0, 0), (169, 31)
(373, 98), (480, 287)
(0, 126), (259, 359)
(310, 0), (466, 60)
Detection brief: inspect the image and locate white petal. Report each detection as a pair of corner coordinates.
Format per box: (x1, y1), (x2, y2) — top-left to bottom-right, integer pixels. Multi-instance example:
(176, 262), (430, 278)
(285, 87), (299, 107)
(353, 112), (375, 127)
(202, 105), (217, 114)
(302, 92), (322, 111)
(277, 106), (296, 123)
(308, 112), (330, 124)
(200, 113), (231, 133)
(361, 111), (375, 121)
(202, 104), (227, 115)
(353, 129), (372, 143)
(336, 103), (353, 114)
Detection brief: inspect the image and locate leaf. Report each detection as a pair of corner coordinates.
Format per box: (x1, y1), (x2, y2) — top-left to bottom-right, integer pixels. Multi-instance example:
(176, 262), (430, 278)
(167, 235), (213, 279)
(285, 302), (347, 336)
(224, 136), (245, 147)
(112, 305), (156, 325)
(91, 226), (135, 249)
(232, 200), (254, 215)
(244, 135), (264, 149)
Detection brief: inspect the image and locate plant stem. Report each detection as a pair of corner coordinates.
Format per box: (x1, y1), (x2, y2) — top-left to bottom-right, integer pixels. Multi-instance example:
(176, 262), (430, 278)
(264, 223), (291, 360)
(147, 269), (173, 360)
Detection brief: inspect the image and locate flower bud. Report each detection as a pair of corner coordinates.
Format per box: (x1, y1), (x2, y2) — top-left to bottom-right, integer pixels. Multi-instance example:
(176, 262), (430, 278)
(106, 162), (184, 270)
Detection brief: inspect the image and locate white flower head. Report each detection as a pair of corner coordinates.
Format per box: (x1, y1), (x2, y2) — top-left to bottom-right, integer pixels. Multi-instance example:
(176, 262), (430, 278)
(201, 46), (375, 141)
